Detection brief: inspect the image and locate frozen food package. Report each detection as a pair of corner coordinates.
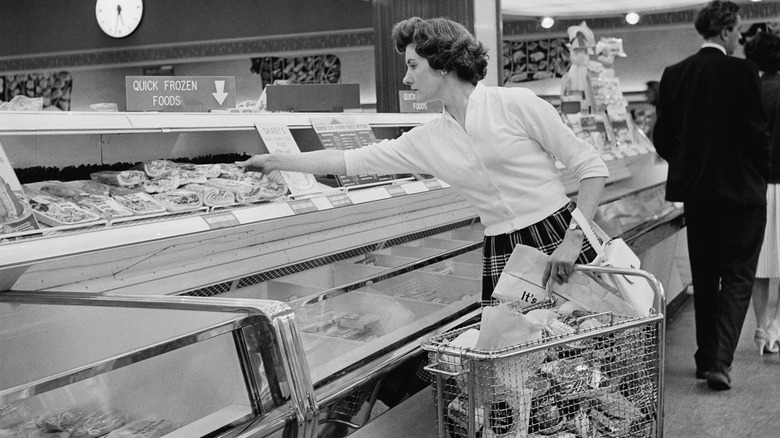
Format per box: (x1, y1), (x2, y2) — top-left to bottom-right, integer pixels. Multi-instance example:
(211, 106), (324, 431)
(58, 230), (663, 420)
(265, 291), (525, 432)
(39, 182), (88, 200)
(183, 184), (235, 207)
(152, 189), (203, 212)
(71, 409), (128, 438)
(104, 419), (178, 438)
(204, 178), (272, 203)
(111, 192), (167, 215)
(37, 408), (88, 432)
(142, 174), (180, 194)
(76, 195), (134, 219)
(90, 170), (147, 187)
(0, 178), (38, 235)
(176, 169), (208, 185)
(142, 160), (178, 178)
(175, 163), (221, 178)
(215, 163), (246, 177)
(0, 403), (31, 429)
(27, 194), (103, 227)
(66, 180), (113, 196)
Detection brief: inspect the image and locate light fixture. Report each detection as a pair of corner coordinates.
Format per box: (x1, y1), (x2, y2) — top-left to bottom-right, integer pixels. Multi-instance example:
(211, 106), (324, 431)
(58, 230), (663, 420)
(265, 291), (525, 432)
(541, 16), (555, 29)
(625, 12), (640, 25)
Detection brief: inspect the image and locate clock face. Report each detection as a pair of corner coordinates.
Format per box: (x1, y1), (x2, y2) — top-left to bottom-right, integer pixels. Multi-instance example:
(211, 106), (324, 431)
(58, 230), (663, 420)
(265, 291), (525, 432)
(95, 0), (143, 38)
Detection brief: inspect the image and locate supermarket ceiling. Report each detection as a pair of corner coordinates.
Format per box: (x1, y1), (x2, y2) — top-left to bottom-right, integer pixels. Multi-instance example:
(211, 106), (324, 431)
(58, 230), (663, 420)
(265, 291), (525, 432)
(500, 0), (712, 18)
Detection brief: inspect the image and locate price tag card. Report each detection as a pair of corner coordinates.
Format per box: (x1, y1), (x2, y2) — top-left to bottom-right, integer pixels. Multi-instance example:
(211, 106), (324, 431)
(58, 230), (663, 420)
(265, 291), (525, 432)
(289, 199), (319, 214)
(385, 185), (407, 197)
(347, 187), (392, 204)
(327, 193), (353, 207)
(255, 123), (319, 196)
(601, 153), (615, 162)
(202, 211), (240, 230)
(423, 179), (443, 190)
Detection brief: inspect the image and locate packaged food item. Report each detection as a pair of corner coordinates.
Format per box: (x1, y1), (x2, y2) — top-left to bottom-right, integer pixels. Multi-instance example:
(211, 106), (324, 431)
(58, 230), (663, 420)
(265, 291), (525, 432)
(27, 195), (102, 227)
(176, 169), (208, 186)
(222, 172), (288, 198)
(183, 184), (235, 207)
(39, 183), (87, 200)
(142, 160), (178, 178)
(152, 189), (203, 212)
(111, 192), (167, 215)
(37, 408), (88, 432)
(76, 195), (134, 219)
(66, 180), (113, 196)
(104, 419), (178, 438)
(0, 178), (39, 236)
(90, 170), (147, 187)
(142, 174), (180, 194)
(204, 178), (274, 204)
(71, 409), (128, 438)
(215, 163), (245, 177)
(0, 403), (31, 429)
(175, 163), (221, 178)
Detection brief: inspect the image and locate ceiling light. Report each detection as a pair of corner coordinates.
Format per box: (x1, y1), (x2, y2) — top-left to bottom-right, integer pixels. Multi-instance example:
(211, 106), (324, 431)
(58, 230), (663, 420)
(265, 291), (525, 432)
(541, 16), (555, 29)
(625, 12), (640, 25)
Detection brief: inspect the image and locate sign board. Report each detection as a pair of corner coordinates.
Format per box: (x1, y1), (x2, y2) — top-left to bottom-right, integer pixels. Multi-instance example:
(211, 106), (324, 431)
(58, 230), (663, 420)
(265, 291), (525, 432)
(399, 90), (443, 113)
(311, 120), (393, 187)
(126, 76), (236, 112)
(254, 123), (319, 196)
(266, 84), (360, 112)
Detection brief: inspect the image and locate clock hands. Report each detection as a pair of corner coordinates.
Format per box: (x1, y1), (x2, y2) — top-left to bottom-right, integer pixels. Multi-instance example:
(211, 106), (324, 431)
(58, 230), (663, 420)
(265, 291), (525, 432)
(116, 4), (124, 28)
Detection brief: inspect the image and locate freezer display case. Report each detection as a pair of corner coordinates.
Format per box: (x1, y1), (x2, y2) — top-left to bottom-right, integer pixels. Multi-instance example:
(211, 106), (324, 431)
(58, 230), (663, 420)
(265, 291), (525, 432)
(0, 110), (681, 436)
(0, 292), (316, 438)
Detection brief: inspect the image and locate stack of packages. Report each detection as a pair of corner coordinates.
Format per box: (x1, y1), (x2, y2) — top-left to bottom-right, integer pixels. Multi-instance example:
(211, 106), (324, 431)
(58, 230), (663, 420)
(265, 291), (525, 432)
(22, 160), (288, 227)
(439, 245), (657, 438)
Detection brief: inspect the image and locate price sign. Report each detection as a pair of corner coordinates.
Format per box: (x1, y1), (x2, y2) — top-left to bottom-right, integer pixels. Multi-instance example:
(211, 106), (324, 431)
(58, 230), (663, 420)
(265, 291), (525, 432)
(385, 185), (407, 197)
(202, 211), (240, 229)
(289, 199), (318, 214)
(327, 193), (353, 207)
(311, 121), (394, 187)
(255, 123), (319, 196)
(399, 90), (443, 113)
(126, 76), (236, 112)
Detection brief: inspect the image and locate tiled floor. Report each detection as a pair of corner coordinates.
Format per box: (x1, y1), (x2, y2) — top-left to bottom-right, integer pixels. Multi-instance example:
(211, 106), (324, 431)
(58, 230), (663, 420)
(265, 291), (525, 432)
(662, 292), (780, 438)
(354, 291), (780, 438)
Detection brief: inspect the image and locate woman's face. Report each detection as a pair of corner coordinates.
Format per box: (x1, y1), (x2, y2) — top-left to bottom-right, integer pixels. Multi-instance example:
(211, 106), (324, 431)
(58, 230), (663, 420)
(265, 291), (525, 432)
(403, 44), (445, 103)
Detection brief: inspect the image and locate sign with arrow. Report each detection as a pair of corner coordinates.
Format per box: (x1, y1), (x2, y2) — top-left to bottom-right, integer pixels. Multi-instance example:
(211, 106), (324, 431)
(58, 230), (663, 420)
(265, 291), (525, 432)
(125, 76), (237, 112)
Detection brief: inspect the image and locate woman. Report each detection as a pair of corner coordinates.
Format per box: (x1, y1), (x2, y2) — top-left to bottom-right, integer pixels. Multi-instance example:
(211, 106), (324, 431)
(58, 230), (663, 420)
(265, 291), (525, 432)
(744, 31), (780, 355)
(238, 17), (609, 300)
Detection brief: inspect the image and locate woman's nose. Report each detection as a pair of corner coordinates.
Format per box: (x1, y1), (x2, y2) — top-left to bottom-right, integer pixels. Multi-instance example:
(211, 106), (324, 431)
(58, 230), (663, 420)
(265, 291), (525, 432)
(403, 71), (412, 85)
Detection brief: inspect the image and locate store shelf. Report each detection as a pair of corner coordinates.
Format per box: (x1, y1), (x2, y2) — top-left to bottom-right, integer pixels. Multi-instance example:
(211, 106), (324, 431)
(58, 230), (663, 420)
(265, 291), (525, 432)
(0, 111), (439, 135)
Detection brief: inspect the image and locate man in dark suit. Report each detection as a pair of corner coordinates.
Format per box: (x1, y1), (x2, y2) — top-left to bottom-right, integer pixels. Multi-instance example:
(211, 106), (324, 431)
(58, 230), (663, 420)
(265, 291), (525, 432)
(654, 1), (770, 390)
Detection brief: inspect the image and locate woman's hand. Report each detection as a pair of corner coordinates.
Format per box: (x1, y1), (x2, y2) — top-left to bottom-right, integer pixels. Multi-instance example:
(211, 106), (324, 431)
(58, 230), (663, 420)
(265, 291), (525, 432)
(542, 230), (584, 286)
(235, 155), (272, 173)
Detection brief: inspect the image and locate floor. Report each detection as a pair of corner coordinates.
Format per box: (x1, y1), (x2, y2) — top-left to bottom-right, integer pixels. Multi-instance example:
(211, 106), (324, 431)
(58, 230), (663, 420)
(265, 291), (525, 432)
(353, 291), (780, 438)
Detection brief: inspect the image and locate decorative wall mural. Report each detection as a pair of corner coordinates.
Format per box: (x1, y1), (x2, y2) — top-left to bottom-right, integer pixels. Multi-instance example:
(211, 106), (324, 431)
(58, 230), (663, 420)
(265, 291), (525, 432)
(1, 71), (72, 110)
(503, 37), (570, 84)
(250, 54), (341, 87)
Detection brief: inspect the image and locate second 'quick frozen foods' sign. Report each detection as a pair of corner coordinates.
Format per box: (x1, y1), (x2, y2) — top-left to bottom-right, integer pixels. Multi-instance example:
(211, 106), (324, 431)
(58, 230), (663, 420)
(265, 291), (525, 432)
(125, 76), (237, 112)
(398, 91), (443, 113)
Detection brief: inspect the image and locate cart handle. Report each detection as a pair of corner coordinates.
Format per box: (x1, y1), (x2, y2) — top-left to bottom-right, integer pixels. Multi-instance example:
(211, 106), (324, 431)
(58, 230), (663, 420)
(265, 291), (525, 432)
(423, 362), (470, 377)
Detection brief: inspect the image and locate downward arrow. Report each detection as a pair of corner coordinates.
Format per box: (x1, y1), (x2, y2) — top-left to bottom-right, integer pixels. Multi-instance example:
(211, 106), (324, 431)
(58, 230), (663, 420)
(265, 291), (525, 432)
(212, 80), (228, 105)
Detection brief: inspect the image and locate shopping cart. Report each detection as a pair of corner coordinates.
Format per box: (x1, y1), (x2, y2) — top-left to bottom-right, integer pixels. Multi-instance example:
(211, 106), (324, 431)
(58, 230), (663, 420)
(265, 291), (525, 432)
(422, 265), (665, 438)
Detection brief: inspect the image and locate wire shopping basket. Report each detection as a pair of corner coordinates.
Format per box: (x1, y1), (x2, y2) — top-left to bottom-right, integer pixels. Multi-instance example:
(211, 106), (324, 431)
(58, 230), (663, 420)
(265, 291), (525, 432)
(421, 265), (666, 438)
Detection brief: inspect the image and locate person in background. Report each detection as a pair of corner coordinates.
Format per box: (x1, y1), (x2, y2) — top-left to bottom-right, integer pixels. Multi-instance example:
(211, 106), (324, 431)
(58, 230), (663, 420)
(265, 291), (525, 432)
(238, 17), (609, 295)
(654, 1), (769, 390)
(640, 80), (660, 140)
(743, 31), (780, 356)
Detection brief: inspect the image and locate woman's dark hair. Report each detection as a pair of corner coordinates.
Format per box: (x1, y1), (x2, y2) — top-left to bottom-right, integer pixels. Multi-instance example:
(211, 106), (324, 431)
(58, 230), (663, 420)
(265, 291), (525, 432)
(391, 17), (488, 85)
(694, 1), (740, 39)
(744, 31), (780, 74)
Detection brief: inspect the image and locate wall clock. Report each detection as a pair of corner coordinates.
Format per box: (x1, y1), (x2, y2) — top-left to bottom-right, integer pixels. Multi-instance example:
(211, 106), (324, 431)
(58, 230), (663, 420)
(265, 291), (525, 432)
(96, 0), (144, 38)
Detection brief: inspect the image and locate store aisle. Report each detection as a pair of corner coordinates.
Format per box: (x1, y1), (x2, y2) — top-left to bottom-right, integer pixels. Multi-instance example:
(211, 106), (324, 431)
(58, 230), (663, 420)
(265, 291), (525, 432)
(662, 292), (780, 438)
(355, 292), (780, 438)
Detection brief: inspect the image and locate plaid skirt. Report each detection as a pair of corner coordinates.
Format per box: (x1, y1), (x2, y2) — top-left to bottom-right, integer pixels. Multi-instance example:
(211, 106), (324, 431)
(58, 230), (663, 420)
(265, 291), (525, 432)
(482, 201), (598, 301)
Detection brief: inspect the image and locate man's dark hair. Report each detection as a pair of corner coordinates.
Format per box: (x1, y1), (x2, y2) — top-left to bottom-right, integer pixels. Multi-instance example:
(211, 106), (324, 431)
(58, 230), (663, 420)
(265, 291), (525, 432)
(694, 1), (740, 39)
(744, 31), (780, 74)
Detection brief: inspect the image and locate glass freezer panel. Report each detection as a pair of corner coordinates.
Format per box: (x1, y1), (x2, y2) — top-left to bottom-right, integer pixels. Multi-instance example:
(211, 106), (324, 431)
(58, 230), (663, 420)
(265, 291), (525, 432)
(0, 302), (242, 393)
(1, 332), (252, 437)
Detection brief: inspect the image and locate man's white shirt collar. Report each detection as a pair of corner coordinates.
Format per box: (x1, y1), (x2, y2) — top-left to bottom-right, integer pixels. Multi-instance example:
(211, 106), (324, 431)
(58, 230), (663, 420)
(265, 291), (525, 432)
(702, 42), (727, 55)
